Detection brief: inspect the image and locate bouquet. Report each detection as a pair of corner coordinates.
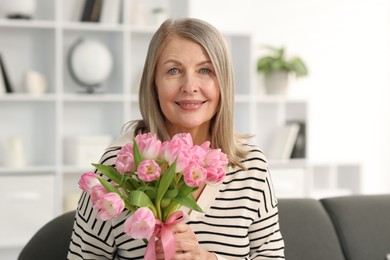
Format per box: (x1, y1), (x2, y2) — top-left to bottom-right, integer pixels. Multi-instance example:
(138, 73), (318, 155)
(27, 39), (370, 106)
(78, 132), (228, 259)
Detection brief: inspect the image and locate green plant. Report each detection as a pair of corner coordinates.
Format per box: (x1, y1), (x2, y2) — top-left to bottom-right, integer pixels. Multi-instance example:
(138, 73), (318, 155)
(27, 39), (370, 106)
(257, 46), (308, 78)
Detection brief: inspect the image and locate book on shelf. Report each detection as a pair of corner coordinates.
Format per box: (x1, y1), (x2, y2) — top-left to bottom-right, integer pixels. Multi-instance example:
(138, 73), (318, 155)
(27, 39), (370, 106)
(81, 0), (95, 21)
(90, 0), (103, 22)
(290, 121), (306, 159)
(100, 0), (121, 24)
(81, 0), (103, 22)
(267, 122), (300, 161)
(0, 53), (13, 93)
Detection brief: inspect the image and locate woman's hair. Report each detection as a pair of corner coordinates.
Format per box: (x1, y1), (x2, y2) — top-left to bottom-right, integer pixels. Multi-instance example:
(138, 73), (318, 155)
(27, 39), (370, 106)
(125, 18), (249, 168)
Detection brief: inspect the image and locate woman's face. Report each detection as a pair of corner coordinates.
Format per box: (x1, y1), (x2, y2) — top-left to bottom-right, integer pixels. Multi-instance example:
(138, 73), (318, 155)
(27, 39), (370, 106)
(155, 36), (220, 138)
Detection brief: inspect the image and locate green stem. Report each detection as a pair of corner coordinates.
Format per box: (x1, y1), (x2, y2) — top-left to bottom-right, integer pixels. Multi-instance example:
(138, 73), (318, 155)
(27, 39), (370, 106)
(155, 200), (162, 221)
(163, 202), (180, 221)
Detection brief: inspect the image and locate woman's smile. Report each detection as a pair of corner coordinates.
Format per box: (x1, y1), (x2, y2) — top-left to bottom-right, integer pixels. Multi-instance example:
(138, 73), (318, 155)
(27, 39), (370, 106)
(175, 100), (207, 110)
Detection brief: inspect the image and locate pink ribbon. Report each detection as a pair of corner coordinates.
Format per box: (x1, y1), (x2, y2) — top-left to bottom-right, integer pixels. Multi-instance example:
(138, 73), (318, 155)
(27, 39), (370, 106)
(144, 210), (185, 260)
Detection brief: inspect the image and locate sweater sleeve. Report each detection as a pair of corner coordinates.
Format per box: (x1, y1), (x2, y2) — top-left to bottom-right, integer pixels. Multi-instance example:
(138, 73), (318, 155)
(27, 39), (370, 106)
(67, 146), (123, 260)
(67, 192), (117, 259)
(212, 146), (285, 260)
(248, 164), (285, 259)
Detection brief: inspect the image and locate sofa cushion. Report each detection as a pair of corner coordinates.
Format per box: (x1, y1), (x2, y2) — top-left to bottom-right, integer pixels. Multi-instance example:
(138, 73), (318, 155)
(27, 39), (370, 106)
(278, 198), (345, 260)
(321, 194), (390, 260)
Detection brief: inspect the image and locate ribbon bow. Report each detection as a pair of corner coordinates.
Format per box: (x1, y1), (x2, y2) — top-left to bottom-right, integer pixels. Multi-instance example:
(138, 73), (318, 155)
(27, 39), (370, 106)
(144, 210), (185, 260)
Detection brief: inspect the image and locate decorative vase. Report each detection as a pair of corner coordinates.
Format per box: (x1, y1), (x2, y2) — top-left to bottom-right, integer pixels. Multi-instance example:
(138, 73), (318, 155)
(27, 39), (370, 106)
(24, 70), (47, 95)
(2, 0), (37, 19)
(264, 71), (289, 95)
(6, 134), (26, 167)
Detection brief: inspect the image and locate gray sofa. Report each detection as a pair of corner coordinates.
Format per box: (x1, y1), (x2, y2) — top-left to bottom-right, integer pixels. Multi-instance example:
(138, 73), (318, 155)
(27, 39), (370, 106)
(18, 194), (390, 260)
(279, 194), (390, 260)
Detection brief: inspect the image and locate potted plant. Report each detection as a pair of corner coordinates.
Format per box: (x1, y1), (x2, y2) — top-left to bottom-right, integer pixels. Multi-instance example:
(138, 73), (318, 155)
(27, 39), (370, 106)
(257, 46), (308, 95)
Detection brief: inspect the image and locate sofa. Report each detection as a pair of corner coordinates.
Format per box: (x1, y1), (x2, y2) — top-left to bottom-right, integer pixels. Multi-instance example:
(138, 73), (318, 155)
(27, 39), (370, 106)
(278, 194), (390, 260)
(18, 194), (390, 260)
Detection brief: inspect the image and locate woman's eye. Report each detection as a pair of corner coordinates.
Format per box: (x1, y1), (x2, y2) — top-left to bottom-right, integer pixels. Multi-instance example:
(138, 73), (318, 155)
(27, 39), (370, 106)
(168, 68), (178, 75)
(200, 68), (211, 74)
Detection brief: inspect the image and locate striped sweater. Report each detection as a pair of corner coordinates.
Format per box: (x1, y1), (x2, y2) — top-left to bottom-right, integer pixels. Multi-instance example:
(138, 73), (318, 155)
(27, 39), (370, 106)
(67, 143), (285, 259)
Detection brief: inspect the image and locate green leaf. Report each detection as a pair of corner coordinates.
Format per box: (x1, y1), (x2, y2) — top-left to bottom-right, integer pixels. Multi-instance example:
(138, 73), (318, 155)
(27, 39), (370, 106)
(156, 161), (176, 203)
(97, 176), (118, 193)
(178, 182), (195, 197)
(93, 164), (122, 184)
(122, 178), (135, 191)
(144, 188), (157, 200)
(256, 45), (308, 77)
(133, 139), (143, 169)
(164, 188), (179, 199)
(173, 193), (203, 213)
(129, 190), (157, 216)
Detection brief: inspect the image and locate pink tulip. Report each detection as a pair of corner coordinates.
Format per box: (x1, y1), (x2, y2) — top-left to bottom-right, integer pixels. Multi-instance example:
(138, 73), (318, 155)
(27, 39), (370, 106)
(189, 145), (207, 162)
(205, 148), (228, 168)
(124, 207), (156, 240)
(171, 133), (193, 147)
(79, 172), (100, 193)
(95, 192), (125, 221)
(115, 143), (135, 174)
(205, 165), (226, 185)
(200, 140), (211, 150)
(173, 149), (191, 173)
(183, 162), (207, 187)
(135, 133), (161, 160)
(137, 159), (161, 182)
(163, 133), (193, 166)
(90, 184), (109, 204)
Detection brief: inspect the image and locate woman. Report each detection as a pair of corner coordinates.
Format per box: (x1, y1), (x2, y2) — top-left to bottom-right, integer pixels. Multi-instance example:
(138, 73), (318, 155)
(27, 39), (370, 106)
(68, 18), (285, 259)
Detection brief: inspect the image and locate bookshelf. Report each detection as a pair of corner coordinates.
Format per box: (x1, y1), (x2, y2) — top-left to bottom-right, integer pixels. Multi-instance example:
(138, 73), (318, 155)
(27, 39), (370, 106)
(0, 0), (253, 256)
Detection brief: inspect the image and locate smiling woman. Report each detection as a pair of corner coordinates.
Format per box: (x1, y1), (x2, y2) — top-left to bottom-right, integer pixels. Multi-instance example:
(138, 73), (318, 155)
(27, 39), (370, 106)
(155, 36), (220, 140)
(67, 18), (285, 260)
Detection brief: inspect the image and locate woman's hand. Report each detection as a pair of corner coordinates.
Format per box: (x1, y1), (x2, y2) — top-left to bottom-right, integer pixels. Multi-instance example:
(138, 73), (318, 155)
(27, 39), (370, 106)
(156, 222), (217, 260)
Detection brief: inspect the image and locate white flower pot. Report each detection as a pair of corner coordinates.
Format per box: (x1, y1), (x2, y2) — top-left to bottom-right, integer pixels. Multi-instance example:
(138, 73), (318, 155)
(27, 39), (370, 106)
(264, 71), (289, 95)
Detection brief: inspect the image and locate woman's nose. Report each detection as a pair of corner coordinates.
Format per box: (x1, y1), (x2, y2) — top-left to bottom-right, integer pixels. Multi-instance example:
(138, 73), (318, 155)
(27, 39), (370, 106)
(181, 73), (199, 93)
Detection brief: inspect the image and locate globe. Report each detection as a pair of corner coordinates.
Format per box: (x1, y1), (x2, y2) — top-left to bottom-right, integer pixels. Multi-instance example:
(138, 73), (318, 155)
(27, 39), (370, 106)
(68, 39), (113, 93)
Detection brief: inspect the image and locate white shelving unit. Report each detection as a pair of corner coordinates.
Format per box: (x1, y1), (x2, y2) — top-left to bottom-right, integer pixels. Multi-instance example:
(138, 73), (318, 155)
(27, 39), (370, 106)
(0, 0), (253, 256)
(0, 0), (361, 258)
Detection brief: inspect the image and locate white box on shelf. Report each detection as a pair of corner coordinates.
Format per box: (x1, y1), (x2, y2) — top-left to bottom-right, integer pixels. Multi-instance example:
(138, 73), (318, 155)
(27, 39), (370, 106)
(64, 135), (113, 166)
(0, 175), (54, 247)
(270, 167), (307, 198)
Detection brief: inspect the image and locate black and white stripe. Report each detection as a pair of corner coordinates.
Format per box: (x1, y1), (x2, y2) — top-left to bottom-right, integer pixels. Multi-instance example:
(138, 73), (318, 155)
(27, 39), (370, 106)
(67, 144), (285, 259)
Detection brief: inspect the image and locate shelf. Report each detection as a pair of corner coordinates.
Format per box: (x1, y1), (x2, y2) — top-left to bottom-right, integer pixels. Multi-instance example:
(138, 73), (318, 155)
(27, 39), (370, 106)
(62, 93), (126, 102)
(0, 19), (56, 29)
(63, 165), (94, 174)
(0, 94), (56, 102)
(61, 21), (125, 32)
(0, 166), (56, 176)
(269, 159), (307, 168)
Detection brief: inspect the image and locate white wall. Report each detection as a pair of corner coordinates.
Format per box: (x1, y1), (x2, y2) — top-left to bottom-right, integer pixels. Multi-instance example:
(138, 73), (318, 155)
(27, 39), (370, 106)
(189, 0), (390, 194)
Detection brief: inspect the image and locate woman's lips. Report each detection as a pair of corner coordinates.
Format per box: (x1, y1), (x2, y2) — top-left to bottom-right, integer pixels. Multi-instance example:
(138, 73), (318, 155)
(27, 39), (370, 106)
(175, 100), (206, 110)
